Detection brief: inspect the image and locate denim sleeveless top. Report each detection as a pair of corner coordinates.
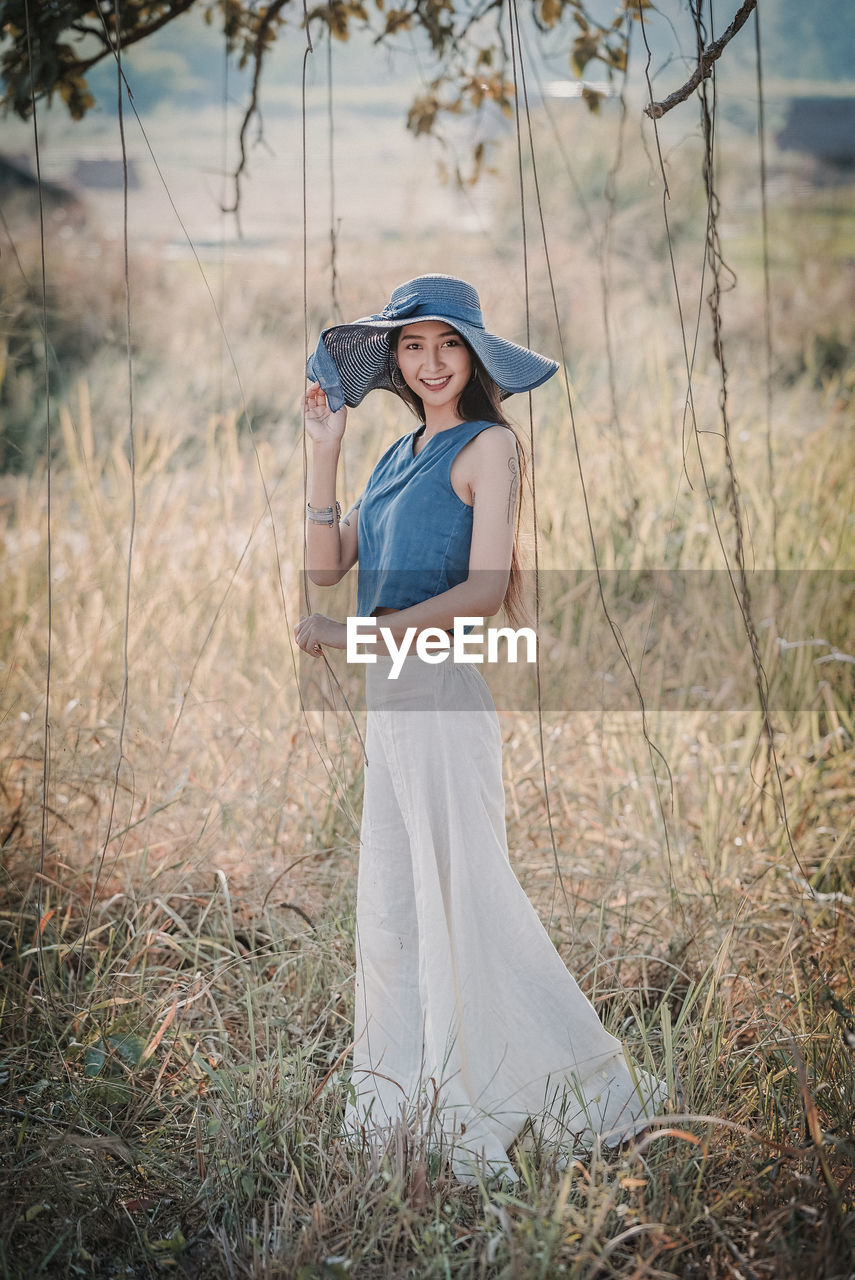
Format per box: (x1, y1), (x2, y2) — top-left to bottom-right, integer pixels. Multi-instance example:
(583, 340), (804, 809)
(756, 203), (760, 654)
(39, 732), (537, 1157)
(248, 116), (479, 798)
(356, 419), (498, 617)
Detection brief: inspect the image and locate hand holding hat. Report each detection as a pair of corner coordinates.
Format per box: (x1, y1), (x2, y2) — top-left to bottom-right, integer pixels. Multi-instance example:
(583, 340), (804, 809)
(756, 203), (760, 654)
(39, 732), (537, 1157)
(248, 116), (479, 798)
(303, 381), (348, 447)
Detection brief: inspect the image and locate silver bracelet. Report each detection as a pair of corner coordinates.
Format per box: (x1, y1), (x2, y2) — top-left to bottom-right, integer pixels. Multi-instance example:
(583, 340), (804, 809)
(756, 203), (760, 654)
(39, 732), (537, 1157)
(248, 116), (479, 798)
(306, 500), (341, 526)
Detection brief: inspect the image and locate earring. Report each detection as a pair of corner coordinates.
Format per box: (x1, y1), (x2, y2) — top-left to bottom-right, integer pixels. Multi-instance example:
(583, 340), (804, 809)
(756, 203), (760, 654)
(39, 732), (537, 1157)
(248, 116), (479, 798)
(390, 360), (407, 393)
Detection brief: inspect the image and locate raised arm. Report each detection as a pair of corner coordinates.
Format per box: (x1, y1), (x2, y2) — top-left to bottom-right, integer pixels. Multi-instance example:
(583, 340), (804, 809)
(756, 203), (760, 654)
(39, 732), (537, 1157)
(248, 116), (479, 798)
(304, 382), (359, 585)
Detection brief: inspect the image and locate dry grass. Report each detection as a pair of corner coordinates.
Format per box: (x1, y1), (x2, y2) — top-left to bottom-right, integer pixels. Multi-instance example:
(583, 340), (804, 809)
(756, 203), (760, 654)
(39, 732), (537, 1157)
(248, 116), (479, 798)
(1, 107), (854, 1277)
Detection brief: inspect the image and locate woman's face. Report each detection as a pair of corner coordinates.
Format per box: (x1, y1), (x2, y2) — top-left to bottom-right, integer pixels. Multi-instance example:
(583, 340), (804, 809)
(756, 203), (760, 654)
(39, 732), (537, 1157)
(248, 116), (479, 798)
(396, 321), (472, 416)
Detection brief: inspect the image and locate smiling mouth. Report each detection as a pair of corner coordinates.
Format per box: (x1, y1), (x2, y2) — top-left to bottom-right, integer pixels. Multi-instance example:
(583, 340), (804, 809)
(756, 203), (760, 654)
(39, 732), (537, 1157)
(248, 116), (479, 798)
(420, 376), (452, 390)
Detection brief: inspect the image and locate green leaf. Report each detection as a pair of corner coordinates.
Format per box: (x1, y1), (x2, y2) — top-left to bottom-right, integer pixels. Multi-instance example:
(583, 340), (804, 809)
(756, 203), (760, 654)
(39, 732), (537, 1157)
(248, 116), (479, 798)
(89, 1080), (135, 1106)
(323, 1259), (352, 1278)
(108, 1032), (146, 1068)
(84, 1046), (106, 1078)
(145, 1228), (187, 1256)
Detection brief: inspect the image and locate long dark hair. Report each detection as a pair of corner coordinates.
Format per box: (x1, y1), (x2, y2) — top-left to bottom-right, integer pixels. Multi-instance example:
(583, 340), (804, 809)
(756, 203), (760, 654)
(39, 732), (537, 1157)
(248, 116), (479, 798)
(390, 334), (530, 629)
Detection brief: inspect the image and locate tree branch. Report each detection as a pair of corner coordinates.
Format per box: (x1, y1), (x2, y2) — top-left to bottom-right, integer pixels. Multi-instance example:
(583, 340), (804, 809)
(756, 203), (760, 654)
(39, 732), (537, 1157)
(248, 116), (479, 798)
(643, 0), (757, 119)
(224, 0), (291, 226)
(75, 0), (199, 77)
(459, 0), (504, 43)
(69, 22), (109, 45)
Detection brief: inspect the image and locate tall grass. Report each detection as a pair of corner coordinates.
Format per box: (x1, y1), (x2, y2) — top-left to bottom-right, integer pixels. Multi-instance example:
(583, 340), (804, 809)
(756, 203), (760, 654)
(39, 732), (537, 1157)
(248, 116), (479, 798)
(1, 115), (854, 1275)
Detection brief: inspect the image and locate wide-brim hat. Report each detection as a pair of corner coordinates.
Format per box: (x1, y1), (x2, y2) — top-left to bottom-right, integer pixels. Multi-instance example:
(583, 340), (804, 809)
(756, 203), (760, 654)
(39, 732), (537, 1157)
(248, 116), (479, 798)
(306, 274), (559, 412)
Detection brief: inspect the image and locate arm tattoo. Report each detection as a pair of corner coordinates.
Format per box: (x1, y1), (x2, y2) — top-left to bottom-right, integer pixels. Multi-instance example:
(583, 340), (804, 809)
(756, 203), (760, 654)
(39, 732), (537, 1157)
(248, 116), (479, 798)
(505, 457), (519, 524)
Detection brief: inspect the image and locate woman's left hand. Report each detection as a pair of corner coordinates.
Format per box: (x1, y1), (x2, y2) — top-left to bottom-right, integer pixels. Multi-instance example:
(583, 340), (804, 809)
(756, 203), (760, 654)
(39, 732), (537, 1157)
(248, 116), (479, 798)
(295, 613), (348, 656)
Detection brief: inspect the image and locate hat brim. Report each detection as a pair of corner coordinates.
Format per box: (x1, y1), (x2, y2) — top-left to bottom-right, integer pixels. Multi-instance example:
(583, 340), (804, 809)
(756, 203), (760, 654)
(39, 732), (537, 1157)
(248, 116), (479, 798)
(307, 315), (559, 412)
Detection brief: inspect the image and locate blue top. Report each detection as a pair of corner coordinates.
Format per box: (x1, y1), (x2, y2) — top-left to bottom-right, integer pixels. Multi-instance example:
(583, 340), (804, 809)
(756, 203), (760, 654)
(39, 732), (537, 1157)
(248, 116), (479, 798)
(356, 419), (499, 618)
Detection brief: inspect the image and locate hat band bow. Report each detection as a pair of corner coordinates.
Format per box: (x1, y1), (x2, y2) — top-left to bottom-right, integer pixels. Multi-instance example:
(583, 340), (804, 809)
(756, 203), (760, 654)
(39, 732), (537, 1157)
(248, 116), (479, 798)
(377, 292), (422, 322)
(374, 290), (484, 330)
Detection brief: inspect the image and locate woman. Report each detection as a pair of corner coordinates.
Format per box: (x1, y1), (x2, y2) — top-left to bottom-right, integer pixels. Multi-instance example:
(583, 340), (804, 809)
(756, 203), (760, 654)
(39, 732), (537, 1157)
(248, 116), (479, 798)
(295, 275), (665, 1183)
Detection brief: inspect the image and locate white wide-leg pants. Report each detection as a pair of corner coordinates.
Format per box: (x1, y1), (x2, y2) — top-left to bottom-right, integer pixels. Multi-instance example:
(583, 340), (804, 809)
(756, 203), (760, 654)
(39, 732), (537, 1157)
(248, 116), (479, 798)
(345, 654), (665, 1182)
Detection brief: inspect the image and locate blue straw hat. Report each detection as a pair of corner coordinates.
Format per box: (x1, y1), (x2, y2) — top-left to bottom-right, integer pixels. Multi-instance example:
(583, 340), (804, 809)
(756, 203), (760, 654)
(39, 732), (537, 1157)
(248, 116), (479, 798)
(307, 274), (559, 411)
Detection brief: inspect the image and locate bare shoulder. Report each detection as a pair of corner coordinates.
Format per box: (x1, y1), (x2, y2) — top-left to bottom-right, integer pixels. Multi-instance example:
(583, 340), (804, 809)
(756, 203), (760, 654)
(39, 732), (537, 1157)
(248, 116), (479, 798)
(452, 424), (519, 505)
(470, 423), (518, 456)
(457, 424), (518, 472)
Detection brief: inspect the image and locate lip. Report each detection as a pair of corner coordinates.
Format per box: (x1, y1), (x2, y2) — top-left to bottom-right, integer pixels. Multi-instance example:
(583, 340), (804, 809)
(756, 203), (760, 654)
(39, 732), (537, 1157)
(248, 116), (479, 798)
(420, 376), (452, 390)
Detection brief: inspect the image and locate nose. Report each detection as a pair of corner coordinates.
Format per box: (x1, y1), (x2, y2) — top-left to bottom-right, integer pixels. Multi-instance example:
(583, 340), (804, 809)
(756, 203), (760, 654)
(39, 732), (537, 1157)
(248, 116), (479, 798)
(422, 344), (444, 372)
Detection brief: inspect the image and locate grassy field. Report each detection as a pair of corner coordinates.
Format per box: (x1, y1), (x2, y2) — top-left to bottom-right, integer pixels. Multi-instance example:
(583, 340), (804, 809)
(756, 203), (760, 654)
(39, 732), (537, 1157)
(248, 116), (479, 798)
(1, 90), (854, 1278)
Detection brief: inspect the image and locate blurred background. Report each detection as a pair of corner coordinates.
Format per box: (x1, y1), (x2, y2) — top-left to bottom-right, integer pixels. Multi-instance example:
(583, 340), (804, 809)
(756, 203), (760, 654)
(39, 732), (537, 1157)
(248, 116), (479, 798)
(1, 0), (853, 1271)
